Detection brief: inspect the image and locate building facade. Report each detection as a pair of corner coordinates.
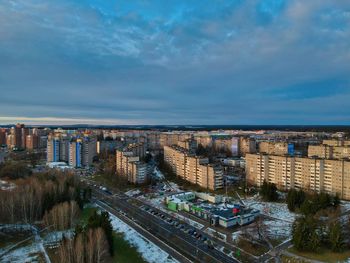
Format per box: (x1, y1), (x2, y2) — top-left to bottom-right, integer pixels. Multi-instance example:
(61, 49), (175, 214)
(116, 143), (149, 184)
(246, 153), (350, 200)
(164, 145), (223, 190)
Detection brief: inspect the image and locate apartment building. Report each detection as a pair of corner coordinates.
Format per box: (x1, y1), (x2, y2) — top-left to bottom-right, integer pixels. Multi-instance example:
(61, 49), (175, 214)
(25, 134), (38, 150)
(47, 134), (97, 168)
(160, 132), (192, 148)
(258, 141), (292, 155)
(69, 139), (82, 168)
(194, 135), (212, 148)
(164, 145), (223, 190)
(47, 137), (60, 162)
(308, 145), (350, 160)
(81, 136), (97, 167)
(323, 139), (350, 147)
(212, 136), (240, 156)
(116, 143), (149, 184)
(0, 129), (6, 145)
(177, 139), (197, 154)
(239, 137), (256, 156)
(246, 153), (350, 200)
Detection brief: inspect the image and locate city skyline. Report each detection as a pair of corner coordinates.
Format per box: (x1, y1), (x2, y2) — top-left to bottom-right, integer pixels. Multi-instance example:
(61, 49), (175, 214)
(1, 0), (350, 125)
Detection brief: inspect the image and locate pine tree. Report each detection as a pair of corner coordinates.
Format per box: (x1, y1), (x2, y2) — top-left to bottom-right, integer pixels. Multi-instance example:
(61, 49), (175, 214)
(329, 222), (344, 252)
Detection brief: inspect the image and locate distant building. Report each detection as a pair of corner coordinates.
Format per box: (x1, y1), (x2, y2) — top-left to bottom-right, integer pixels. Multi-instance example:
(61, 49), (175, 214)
(308, 145), (350, 160)
(0, 128), (6, 146)
(69, 139), (82, 168)
(81, 136), (97, 167)
(47, 137), (60, 162)
(239, 137), (256, 156)
(47, 134), (97, 168)
(25, 134), (38, 150)
(258, 141), (293, 156)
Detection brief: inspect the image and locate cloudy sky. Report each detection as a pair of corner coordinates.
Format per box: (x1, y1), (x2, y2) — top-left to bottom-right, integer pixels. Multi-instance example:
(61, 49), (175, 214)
(0, 0), (349, 125)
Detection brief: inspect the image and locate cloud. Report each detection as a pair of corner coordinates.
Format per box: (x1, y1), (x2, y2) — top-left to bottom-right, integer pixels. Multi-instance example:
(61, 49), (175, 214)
(0, 0), (349, 125)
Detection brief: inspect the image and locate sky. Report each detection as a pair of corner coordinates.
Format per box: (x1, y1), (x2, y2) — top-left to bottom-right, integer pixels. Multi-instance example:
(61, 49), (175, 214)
(0, 0), (349, 125)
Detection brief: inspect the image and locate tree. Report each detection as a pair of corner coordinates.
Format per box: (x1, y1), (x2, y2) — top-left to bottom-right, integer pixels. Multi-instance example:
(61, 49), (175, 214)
(259, 181), (278, 202)
(292, 215), (322, 252)
(287, 189), (306, 212)
(329, 222), (345, 252)
(87, 211), (114, 256)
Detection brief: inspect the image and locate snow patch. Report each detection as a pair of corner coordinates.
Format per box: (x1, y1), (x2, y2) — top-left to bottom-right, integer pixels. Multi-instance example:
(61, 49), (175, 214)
(108, 212), (179, 263)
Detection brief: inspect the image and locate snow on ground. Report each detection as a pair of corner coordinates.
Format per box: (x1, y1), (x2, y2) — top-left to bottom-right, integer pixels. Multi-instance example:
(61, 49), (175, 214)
(108, 212), (179, 263)
(125, 189), (141, 197)
(0, 242), (41, 263)
(231, 231), (242, 242)
(0, 180), (16, 191)
(263, 219), (292, 238)
(0, 224), (33, 232)
(243, 198), (295, 223)
(341, 201), (350, 213)
(43, 230), (73, 248)
(153, 168), (165, 180)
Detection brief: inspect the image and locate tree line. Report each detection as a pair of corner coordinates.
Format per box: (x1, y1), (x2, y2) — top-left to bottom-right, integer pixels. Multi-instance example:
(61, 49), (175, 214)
(0, 170), (90, 224)
(58, 210), (115, 263)
(288, 189), (345, 252)
(287, 189), (340, 215)
(292, 216), (347, 253)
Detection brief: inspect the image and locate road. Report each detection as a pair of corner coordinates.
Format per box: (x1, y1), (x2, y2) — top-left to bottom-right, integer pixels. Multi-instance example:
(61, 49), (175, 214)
(92, 187), (241, 263)
(95, 199), (192, 263)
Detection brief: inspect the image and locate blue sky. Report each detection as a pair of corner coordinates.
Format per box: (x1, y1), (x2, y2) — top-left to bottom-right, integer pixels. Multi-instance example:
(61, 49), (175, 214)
(0, 0), (349, 125)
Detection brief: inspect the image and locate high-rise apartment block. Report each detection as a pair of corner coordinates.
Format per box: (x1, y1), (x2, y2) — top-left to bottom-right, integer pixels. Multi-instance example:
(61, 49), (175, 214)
(47, 134), (97, 168)
(69, 139), (82, 168)
(25, 134), (38, 150)
(246, 153), (350, 200)
(47, 137), (60, 162)
(239, 137), (256, 156)
(308, 145), (350, 160)
(0, 129), (7, 146)
(258, 141), (294, 156)
(116, 143), (149, 184)
(323, 139), (350, 147)
(177, 139), (197, 154)
(164, 145), (224, 191)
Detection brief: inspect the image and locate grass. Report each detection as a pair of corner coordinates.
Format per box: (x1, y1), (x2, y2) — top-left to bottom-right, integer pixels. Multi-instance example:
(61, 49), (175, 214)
(288, 247), (350, 262)
(235, 238), (269, 256)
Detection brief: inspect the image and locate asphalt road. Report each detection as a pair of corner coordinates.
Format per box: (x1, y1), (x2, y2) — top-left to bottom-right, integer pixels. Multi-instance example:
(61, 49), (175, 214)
(93, 188), (240, 263)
